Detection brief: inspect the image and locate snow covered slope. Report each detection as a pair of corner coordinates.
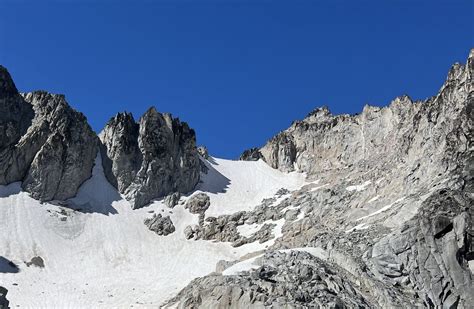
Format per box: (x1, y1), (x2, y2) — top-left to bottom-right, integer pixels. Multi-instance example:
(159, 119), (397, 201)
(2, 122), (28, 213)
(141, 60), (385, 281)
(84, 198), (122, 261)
(0, 154), (306, 307)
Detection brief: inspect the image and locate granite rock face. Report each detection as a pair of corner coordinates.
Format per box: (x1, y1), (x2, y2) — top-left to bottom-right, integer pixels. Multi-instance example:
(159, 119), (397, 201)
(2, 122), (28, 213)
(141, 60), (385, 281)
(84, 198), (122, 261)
(100, 108), (200, 209)
(258, 55), (472, 180)
(171, 49), (474, 308)
(367, 189), (474, 307)
(0, 66), (97, 201)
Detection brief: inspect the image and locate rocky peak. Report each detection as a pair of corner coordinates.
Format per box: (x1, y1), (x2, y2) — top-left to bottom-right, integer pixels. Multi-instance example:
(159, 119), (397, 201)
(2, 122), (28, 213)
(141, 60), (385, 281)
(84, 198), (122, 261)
(0, 65), (19, 98)
(0, 67), (34, 151)
(253, 50), (472, 186)
(306, 105), (331, 119)
(100, 107), (200, 209)
(0, 69), (97, 201)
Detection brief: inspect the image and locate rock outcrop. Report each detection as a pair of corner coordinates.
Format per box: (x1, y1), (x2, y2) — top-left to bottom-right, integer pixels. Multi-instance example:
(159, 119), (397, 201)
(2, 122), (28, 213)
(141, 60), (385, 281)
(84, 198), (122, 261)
(184, 193), (210, 214)
(144, 214), (176, 236)
(165, 250), (373, 308)
(239, 147), (263, 161)
(163, 192), (181, 208)
(0, 286), (9, 309)
(197, 146), (209, 159)
(0, 66), (97, 201)
(100, 108), (200, 209)
(255, 50), (473, 183)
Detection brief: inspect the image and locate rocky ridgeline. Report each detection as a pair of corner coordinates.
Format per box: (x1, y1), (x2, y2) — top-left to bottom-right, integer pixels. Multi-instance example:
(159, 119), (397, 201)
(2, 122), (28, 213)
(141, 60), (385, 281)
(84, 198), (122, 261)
(99, 108), (200, 209)
(170, 50), (474, 307)
(0, 66), (200, 208)
(247, 50), (473, 189)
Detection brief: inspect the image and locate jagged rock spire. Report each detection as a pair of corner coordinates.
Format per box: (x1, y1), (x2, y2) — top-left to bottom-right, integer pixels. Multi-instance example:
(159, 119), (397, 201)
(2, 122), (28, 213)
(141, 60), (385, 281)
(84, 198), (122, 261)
(100, 107), (200, 209)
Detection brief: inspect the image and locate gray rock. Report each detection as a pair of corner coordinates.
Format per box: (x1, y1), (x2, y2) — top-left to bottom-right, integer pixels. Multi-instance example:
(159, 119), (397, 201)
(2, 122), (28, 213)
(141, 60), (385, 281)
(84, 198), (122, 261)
(215, 260), (238, 273)
(0, 67), (97, 201)
(98, 112), (141, 192)
(144, 214), (175, 236)
(367, 189), (474, 308)
(165, 251), (372, 308)
(100, 107), (200, 209)
(239, 147), (263, 161)
(163, 192), (181, 208)
(0, 65), (34, 155)
(258, 51), (473, 184)
(184, 193), (210, 214)
(0, 286), (9, 309)
(25, 256), (45, 268)
(197, 146), (209, 159)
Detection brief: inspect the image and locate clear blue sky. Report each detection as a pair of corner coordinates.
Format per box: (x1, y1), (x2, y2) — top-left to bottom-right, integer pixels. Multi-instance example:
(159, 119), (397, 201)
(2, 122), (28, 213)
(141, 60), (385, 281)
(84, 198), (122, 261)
(1, 0), (472, 158)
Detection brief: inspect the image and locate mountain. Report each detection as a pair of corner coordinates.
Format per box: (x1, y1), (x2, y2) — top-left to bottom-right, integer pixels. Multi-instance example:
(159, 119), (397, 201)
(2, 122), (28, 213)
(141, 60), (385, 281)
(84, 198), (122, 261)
(0, 49), (472, 308)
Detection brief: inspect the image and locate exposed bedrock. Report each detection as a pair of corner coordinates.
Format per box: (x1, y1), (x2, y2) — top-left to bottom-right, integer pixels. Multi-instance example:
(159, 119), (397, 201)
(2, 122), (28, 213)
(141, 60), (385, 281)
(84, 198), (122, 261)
(177, 49), (474, 308)
(165, 250), (373, 308)
(247, 49), (473, 188)
(99, 107), (200, 209)
(0, 66), (97, 201)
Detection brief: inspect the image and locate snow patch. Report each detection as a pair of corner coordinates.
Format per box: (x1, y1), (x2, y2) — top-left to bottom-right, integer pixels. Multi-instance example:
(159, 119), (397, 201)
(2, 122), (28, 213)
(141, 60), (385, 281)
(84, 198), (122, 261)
(367, 195), (380, 203)
(346, 181), (371, 192)
(237, 223), (263, 238)
(356, 197), (405, 221)
(0, 155), (307, 307)
(197, 158), (307, 217)
(345, 223), (370, 233)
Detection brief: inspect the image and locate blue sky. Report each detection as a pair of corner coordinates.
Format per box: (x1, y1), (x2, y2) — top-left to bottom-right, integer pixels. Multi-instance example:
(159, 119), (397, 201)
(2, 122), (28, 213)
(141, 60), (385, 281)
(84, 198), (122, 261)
(1, 0), (472, 158)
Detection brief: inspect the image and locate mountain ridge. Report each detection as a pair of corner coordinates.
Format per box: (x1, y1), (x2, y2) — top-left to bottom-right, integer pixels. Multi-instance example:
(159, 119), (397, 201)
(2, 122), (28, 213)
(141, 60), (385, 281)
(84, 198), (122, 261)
(0, 49), (473, 308)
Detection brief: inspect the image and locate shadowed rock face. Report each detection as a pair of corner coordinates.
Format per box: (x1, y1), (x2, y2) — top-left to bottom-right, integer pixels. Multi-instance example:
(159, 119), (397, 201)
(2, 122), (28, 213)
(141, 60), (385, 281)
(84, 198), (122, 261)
(0, 286), (9, 309)
(0, 66), (97, 201)
(100, 108), (200, 209)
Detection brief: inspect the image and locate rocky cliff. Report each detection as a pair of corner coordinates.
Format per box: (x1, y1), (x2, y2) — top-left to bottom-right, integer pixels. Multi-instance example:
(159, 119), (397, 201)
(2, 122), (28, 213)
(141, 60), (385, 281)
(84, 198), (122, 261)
(0, 66), (200, 208)
(0, 66), (97, 201)
(99, 108), (200, 209)
(168, 50), (474, 308)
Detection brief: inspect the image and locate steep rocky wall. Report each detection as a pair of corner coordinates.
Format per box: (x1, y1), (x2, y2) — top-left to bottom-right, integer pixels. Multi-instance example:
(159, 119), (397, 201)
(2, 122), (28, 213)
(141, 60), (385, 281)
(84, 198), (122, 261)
(0, 65), (200, 207)
(254, 49), (473, 188)
(0, 66), (97, 201)
(99, 108), (200, 209)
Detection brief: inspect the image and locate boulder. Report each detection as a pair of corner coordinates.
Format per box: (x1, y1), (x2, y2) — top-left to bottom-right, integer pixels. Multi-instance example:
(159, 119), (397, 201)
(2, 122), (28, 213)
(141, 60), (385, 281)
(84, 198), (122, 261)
(144, 214), (176, 236)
